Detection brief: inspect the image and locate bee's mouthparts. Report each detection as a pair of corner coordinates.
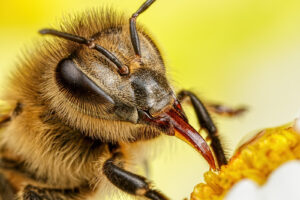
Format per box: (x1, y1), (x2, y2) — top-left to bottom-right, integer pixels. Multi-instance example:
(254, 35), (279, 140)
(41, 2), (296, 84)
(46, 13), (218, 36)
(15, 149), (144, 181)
(140, 101), (216, 170)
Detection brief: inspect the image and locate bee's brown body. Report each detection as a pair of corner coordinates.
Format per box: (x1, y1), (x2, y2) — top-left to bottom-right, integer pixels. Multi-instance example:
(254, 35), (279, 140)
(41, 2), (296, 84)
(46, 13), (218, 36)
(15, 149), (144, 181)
(0, 1), (244, 199)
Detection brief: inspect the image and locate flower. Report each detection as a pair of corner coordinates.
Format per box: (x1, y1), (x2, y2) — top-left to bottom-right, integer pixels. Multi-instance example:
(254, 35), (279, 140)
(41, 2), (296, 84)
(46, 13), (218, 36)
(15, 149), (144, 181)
(191, 122), (300, 200)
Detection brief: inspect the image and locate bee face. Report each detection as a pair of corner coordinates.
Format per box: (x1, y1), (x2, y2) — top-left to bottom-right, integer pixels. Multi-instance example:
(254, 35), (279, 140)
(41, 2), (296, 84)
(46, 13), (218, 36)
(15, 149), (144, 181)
(25, 8), (215, 167)
(44, 25), (174, 142)
(1, 4), (215, 173)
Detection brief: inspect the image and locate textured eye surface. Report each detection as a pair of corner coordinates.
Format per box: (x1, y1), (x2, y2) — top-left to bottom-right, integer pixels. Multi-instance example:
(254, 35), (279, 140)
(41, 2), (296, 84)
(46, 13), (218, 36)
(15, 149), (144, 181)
(56, 58), (114, 104)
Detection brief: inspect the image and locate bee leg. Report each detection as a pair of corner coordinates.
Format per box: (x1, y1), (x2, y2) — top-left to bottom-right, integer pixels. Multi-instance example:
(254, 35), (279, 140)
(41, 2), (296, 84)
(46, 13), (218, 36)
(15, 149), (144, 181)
(206, 103), (247, 117)
(19, 184), (85, 200)
(103, 152), (169, 200)
(177, 90), (227, 166)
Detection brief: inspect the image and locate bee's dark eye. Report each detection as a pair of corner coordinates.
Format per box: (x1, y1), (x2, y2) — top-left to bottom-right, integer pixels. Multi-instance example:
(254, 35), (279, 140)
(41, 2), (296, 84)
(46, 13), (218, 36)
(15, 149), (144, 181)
(56, 59), (115, 104)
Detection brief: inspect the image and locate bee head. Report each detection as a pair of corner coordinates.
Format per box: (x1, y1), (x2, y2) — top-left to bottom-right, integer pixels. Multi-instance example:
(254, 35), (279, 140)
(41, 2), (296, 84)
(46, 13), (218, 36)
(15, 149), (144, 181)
(37, 5), (216, 169)
(39, 27), (215, 169)
(39, 24), (175, 139)
(52, 27), (173, 124)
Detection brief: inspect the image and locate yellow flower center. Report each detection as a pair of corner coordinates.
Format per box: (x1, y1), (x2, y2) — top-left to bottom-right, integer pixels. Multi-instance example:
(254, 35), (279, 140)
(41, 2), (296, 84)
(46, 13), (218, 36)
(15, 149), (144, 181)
(191, 123), (300, 200)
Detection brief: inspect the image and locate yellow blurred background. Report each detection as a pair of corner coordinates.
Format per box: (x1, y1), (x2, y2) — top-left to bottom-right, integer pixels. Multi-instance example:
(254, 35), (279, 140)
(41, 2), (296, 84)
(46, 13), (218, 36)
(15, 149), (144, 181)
(1, 0), (300, 199)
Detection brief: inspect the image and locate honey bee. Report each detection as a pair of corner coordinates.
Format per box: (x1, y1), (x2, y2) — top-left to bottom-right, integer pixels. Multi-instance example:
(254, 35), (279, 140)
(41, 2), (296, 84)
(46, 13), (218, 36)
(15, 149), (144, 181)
(0, 0), (245, 199)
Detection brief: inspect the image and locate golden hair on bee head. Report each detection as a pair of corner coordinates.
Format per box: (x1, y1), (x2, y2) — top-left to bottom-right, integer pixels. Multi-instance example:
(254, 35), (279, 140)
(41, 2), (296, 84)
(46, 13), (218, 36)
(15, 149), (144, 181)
(4, 7), (172, 143)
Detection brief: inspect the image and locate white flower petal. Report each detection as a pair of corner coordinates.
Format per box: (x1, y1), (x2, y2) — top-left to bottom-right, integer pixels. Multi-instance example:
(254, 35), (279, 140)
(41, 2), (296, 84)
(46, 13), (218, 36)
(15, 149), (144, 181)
(225, 180), (260, 200)
(225, 161), (300, 200)
(263, 161), (300, 200)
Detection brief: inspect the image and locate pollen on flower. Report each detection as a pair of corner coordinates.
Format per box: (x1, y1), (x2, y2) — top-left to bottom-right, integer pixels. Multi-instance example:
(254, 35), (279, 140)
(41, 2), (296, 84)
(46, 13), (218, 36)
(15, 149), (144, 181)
(191, 123), (300, 200)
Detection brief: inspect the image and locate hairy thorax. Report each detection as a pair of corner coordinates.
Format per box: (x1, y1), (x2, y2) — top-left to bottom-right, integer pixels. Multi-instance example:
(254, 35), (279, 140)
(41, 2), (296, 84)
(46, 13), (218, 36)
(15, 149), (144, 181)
(0, 103), (108, 189)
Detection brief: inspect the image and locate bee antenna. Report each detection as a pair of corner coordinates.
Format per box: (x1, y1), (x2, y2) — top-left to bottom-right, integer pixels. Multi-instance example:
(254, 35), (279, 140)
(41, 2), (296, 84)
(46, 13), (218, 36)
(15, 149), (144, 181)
(130, 0), (156, 57)
(39, 29), (129, 75)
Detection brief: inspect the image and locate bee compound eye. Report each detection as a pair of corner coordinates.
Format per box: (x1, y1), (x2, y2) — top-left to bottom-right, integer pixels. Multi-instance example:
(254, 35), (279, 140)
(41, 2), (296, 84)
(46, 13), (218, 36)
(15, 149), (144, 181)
(55, 58), (115, 105)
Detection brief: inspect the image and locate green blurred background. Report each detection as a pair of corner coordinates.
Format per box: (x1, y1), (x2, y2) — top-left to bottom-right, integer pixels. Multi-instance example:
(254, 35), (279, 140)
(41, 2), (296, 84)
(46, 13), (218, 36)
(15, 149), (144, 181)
(1, 0), (300, 199)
